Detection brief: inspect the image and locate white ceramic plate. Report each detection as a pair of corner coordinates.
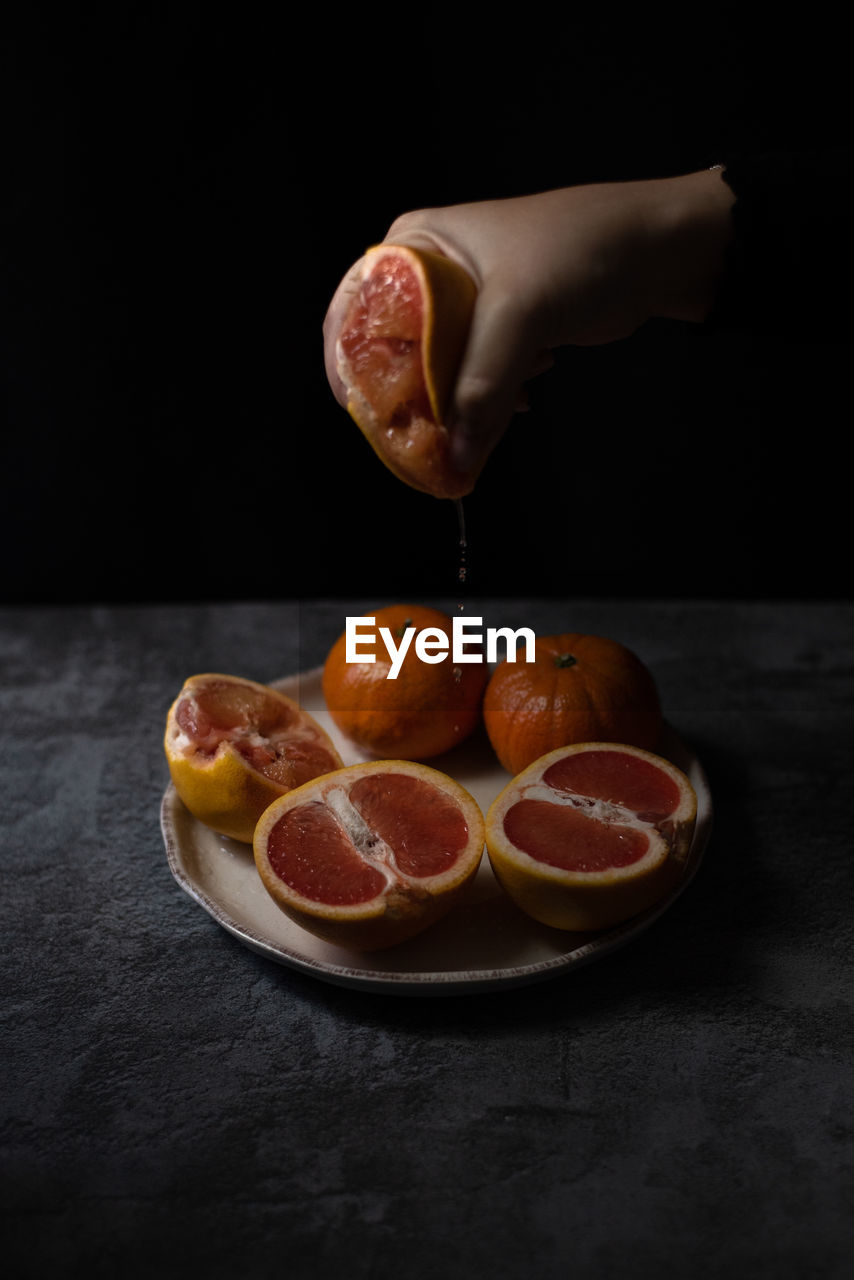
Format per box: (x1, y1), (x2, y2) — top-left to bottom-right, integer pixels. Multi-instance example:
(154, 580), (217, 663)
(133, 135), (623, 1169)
(161, 667), (713, 996)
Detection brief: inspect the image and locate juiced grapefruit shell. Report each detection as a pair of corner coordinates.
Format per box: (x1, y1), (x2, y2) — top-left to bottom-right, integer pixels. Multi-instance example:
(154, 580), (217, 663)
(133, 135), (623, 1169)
(164, 673), (343, 843)
(486, 742), (697, 932)
(253, 759), (486, 951)
(336, 244), (477, 499)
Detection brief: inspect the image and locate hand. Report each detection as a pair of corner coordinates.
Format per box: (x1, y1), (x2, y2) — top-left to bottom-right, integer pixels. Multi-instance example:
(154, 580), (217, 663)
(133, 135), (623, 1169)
(324, 170), (734, 482)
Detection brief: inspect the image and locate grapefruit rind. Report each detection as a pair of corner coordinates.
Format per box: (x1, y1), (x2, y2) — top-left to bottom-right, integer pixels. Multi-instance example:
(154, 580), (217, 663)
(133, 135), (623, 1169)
(336, 244), (477, 500)
(164, 673), (343, 844)
(253, 759), (486, 951)
(485, 742), (697, 933)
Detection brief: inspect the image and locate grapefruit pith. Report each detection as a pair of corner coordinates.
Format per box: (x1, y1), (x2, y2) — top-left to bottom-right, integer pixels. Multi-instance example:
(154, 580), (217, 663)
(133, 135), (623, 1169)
(486, 742), (697, 932)
(253, 759), (485, 950)
(164, 673), (343, 843)
(336, 244), (477, 499)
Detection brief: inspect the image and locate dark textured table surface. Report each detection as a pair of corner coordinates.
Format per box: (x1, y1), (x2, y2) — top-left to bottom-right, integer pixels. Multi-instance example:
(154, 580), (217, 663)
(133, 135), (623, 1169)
(2, 597), (852, 1279)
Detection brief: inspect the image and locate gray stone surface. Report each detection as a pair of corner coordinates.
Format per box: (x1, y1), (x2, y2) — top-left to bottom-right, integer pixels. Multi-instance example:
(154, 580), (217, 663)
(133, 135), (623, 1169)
(2, 599), (852, 1279)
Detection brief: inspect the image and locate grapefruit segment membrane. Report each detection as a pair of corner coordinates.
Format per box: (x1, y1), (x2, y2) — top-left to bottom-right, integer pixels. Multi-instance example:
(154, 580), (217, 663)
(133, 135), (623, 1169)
(336, 245), (477, 499)
(486, 742), (697, 932)
(253, 760), (486, 951)
(164, 674), (343, 843)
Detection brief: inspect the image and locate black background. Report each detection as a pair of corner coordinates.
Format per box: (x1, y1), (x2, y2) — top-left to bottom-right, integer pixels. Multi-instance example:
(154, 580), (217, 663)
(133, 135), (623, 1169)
(4, 11), (850, 603)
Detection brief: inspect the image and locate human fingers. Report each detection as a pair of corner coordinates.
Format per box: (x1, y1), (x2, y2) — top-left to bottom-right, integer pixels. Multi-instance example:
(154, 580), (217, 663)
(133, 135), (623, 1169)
(447, 285), (550, 479)
(384, 207), (558, 475)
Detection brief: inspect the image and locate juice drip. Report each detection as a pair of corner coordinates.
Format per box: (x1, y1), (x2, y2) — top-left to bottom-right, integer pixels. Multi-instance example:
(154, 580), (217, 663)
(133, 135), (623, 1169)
(453, 498), (468, 684)
(455, 498), (467, 591)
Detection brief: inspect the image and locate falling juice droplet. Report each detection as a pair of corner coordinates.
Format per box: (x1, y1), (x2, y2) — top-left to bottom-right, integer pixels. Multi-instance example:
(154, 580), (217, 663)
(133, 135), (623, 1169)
(453, 499), (466, 680)
(455, 497), (468, 598)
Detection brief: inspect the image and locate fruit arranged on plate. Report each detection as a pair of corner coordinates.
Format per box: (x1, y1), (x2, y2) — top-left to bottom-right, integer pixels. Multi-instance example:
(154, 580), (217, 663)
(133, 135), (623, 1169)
(164, 613), (702, 952)
(253, 760), (485, 950)
(322, 604), (489, 761)
(485, 742), (697, 932)
(483, 632), (662, 775)
(164, 673), (343, 843)
(335, 244), (477, 499)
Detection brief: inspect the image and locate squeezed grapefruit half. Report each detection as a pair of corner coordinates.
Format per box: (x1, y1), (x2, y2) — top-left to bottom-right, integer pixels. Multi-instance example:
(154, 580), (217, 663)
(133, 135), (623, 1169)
(336, 244), (477, 499)
(164, 673), (343, 843)
(254, 759), (485, 950)
(486, 742), (697, 932)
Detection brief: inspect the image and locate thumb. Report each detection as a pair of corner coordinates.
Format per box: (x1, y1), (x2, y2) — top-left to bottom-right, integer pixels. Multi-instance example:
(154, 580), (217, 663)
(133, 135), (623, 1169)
(447, 285), (543, 480)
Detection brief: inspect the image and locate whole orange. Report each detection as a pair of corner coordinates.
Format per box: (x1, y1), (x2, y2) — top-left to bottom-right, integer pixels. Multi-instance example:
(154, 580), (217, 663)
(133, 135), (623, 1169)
(322, 604), (488, 760)
(483, 632), (662, 775)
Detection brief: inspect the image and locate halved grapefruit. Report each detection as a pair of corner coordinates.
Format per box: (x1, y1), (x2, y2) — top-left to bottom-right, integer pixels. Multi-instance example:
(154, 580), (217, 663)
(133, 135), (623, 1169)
(335, 244), (477, 499)
(164, 673), (343, 843)
(253, 759), (485, 950)
(486, 742), (697, 932)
